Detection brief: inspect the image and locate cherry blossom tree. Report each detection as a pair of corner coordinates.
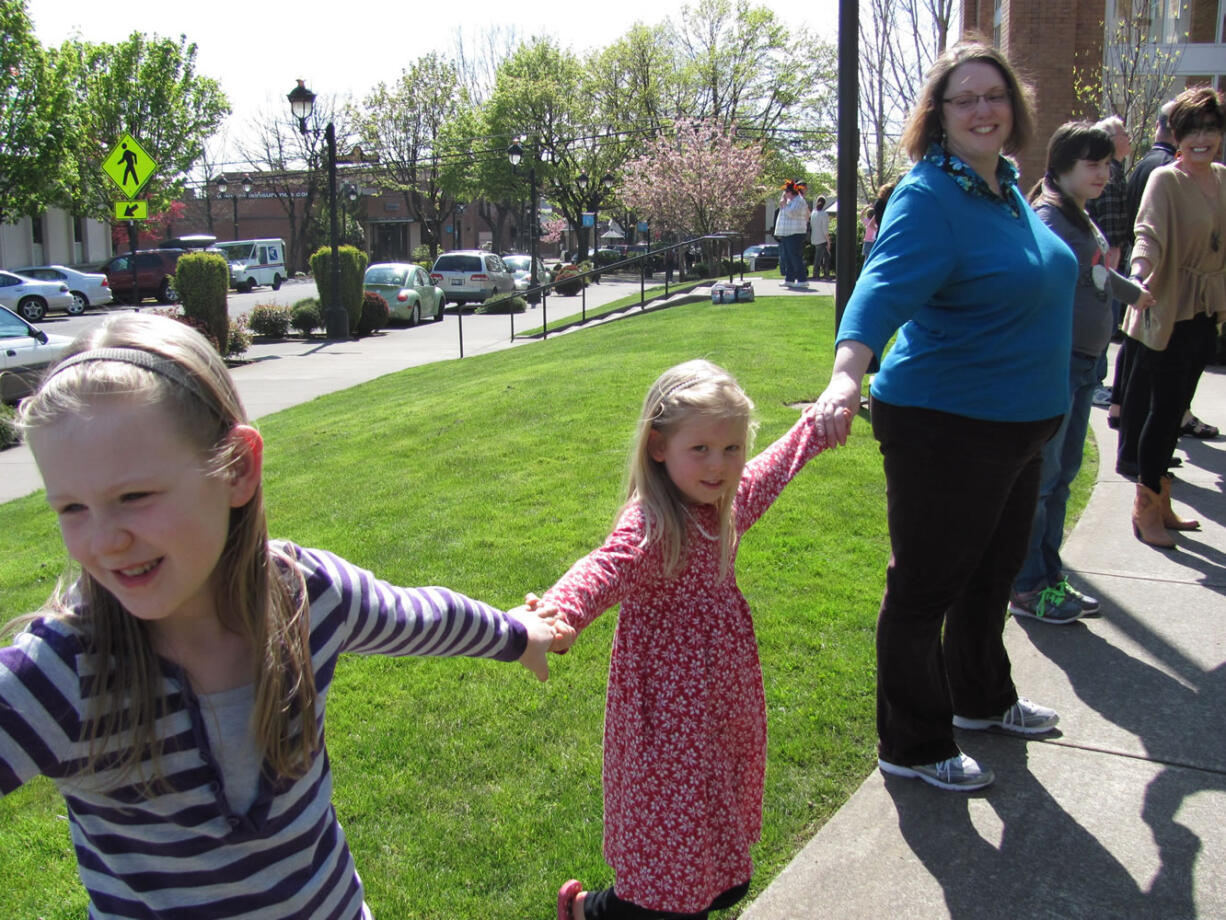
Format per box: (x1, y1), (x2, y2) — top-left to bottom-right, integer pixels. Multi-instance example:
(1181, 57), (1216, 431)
(620, 119), (766, 243)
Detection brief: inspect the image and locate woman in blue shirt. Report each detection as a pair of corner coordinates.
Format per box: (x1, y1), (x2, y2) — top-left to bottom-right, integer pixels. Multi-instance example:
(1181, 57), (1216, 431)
(814, 41), (1076, 792)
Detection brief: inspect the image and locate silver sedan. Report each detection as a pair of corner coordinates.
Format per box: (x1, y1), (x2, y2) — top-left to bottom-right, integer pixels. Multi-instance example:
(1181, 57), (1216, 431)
(0, 269), (74, 322)
(12, 264), (113, 315)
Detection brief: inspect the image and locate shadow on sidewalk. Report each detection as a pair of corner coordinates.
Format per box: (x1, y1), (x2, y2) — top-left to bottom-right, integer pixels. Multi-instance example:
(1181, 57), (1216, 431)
(886, 741), (1146, 919)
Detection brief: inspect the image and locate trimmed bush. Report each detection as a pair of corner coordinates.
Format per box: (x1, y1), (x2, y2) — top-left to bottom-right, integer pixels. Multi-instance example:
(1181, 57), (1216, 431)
(309, 245), (368, 334)
(477, 295), (527, 315)
(553, 264), (584, 296)
(0, 403), (19, 451)
(226, 315), (252, 358)
(174, 251), (230, 354)
(248, 303), (292, 338)
(291, 299), (322, 336)
(356, 291), (390, 336)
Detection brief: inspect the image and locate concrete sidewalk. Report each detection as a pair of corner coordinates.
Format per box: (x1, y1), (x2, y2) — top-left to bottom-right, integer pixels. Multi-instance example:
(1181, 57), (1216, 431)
(742, 350), (1226, 920)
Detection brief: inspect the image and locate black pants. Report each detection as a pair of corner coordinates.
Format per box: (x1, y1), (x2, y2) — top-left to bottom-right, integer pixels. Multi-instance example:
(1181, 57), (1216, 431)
(583, 882), (749, 920)
(1117, 314), (1217, 492)
(871, 399), (1059, 766)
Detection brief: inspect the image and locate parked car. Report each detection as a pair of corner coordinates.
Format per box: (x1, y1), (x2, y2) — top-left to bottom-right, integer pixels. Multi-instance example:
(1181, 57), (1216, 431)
(0, 305), (74, 403)
(100, 249), (185, 305)
(429, 250), (514, 307)
(12, 265), (112, 315)
(501, 254), (546, 302)
(363, 263), (445, 325)
(0, 270), (74, 322)
(736, 244), (780, 271)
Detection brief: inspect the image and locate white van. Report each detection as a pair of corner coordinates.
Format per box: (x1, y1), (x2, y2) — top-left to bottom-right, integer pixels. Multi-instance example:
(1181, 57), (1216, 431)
(216, 239), (287, 292)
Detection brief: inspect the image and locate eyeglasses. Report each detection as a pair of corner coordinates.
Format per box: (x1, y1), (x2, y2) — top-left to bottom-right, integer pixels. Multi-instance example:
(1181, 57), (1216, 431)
(942, 90), (1011, 112)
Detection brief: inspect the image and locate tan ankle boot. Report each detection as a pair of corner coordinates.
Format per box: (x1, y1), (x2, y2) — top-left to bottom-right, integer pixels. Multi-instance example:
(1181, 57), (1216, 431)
(1159, 474), (1200, 531)
(1133, 484), (1176, 547)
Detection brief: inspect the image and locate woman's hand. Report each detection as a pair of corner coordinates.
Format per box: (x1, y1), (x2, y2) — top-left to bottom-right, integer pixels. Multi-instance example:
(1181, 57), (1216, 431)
(1133, 286), (1156, 312)
(815, 341), (875, 447)
(814, 378), (858, 447)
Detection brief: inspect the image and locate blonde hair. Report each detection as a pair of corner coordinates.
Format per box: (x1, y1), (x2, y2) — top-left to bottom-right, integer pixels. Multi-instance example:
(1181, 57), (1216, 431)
(625, 360), (756, 580)
(12, 313), (317, 790)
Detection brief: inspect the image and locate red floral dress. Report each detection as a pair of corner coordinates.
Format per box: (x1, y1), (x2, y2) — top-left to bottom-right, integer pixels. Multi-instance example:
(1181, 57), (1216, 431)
(544, 407), (829, 913)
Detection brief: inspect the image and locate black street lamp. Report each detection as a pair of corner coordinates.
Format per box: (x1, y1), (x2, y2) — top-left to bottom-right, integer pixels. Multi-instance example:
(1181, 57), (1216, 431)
(215, 174), (252, 241)
(507, 138), (540, 290)
(576, 170), (615, 261)
(287, 79), (347, 340)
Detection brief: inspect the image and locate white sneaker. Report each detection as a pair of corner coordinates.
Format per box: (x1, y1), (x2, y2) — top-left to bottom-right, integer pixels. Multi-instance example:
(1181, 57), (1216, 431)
(878, 752), (995, 791)
(953, 698), (1059, 735)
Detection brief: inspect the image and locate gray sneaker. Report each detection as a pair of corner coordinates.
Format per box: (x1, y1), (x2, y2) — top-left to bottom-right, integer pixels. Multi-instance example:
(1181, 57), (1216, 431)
(1008, 585), (1083, 624)
(878, 753), (995, 791)
(1052, 578), (1099, 613)
(953, 698), (1059, 735)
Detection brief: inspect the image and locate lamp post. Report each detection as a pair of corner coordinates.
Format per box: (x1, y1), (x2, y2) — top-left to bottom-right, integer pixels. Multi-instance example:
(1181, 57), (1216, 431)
(507, 139), (540, 291)
(576, 170), (615, 263)
(215, 174), (252, 240)
(287, 79), (347, 340)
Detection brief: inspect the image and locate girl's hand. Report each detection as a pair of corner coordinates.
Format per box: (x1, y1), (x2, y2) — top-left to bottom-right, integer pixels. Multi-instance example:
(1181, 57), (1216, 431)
(524, 593), (577, 654)
(507, 602), (556, 682)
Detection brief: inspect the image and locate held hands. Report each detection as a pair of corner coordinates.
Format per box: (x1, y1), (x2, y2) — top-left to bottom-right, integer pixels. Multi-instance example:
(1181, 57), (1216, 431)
(813, 375), (859, 447)
(509, 594), (577, 681)
(1133, 286), (1156, 312)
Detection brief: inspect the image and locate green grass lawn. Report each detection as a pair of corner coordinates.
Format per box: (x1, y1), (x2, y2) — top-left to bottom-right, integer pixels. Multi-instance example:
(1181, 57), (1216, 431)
(0, 295), (1094, 918)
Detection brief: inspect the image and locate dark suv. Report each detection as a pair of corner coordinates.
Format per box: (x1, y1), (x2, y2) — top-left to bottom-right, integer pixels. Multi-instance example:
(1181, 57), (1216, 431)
(101, 249), (185, 304)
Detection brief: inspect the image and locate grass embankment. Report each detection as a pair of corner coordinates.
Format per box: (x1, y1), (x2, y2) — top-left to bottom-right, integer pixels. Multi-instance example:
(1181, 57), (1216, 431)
(0, 295), (1093, 918)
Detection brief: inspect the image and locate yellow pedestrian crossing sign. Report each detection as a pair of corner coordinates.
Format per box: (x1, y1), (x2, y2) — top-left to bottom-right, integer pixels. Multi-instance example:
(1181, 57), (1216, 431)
(103, 134), (158, 197)
(114, 200), (149, 220)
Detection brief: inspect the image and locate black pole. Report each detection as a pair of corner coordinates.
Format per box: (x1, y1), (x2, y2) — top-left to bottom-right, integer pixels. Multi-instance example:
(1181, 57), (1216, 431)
(835, 0), (859, 333)
(127, 220), (138, 304)
(231, 196), (239, 240)
(324, 122), (346, 340)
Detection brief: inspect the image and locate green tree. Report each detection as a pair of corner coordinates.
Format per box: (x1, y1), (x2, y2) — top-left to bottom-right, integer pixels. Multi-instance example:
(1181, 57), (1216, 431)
(0, 0), (77, 223)
(351, 54), (468, 259)
(59, 32), (229, 220)
(486, 38), (640, 260)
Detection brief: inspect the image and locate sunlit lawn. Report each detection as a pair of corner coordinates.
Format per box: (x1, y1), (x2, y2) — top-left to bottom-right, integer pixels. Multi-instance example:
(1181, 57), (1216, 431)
(0, 295), (1094, 918)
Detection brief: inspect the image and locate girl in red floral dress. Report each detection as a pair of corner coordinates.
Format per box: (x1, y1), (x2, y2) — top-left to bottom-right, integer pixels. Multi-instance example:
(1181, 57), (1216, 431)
(547, 359), (845, 920)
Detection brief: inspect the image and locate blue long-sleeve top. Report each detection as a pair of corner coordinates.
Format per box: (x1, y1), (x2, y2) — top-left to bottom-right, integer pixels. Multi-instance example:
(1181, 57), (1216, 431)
(837, 153), (1078, 422)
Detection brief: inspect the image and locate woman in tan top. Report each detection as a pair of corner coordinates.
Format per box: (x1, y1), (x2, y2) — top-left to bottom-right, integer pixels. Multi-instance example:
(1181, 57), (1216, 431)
(1118, 86), (1226, 547)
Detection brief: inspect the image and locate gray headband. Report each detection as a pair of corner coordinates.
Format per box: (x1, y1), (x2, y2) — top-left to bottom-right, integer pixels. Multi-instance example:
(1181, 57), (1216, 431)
(47, 347), (215, 410)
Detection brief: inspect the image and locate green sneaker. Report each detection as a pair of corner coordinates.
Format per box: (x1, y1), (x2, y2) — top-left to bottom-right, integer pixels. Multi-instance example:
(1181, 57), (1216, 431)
(1008, 585), (1083, 624)
(1052, 578), (1100, 613)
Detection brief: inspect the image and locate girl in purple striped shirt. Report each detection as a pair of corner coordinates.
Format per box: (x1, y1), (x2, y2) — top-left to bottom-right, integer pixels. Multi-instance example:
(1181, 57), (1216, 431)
(0, 312), (560, 919)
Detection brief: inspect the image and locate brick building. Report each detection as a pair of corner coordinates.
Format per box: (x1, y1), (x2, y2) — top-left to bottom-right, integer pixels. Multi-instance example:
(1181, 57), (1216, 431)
(961, 0), (1226, 184)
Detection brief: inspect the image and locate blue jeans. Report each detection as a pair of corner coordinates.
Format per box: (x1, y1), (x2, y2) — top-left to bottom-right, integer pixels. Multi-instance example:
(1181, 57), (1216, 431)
(778, 234), (806, 283)
(1014, 352), (1099, 594)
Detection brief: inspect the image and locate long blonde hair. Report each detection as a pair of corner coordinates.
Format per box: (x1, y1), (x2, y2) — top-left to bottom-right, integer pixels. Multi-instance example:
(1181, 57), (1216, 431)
(12, 313), (317, 789)
(625, 360), (756, 579)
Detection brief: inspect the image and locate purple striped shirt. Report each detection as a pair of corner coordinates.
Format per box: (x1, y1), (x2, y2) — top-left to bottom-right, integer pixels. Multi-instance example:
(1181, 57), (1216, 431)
(0, 543), (526, 919)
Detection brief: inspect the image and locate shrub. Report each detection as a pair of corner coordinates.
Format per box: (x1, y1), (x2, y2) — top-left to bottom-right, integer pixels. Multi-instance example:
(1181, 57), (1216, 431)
(553, 264), (584, 296)
(226, 315), (252, 358)
(174, 251), (230, 354)
(291, 299), (322, 336)
(477, 295), (527, 315)
(309, 245), (368, 335)
(0, 403), (19, 451)
(248, 303), (292, 338)
(691, 261), (710, 277)
(356, 291), (390, 336)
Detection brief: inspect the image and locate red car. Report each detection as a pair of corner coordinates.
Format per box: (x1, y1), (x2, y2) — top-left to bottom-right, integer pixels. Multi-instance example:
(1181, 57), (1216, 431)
(101, 249), (185, 304)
